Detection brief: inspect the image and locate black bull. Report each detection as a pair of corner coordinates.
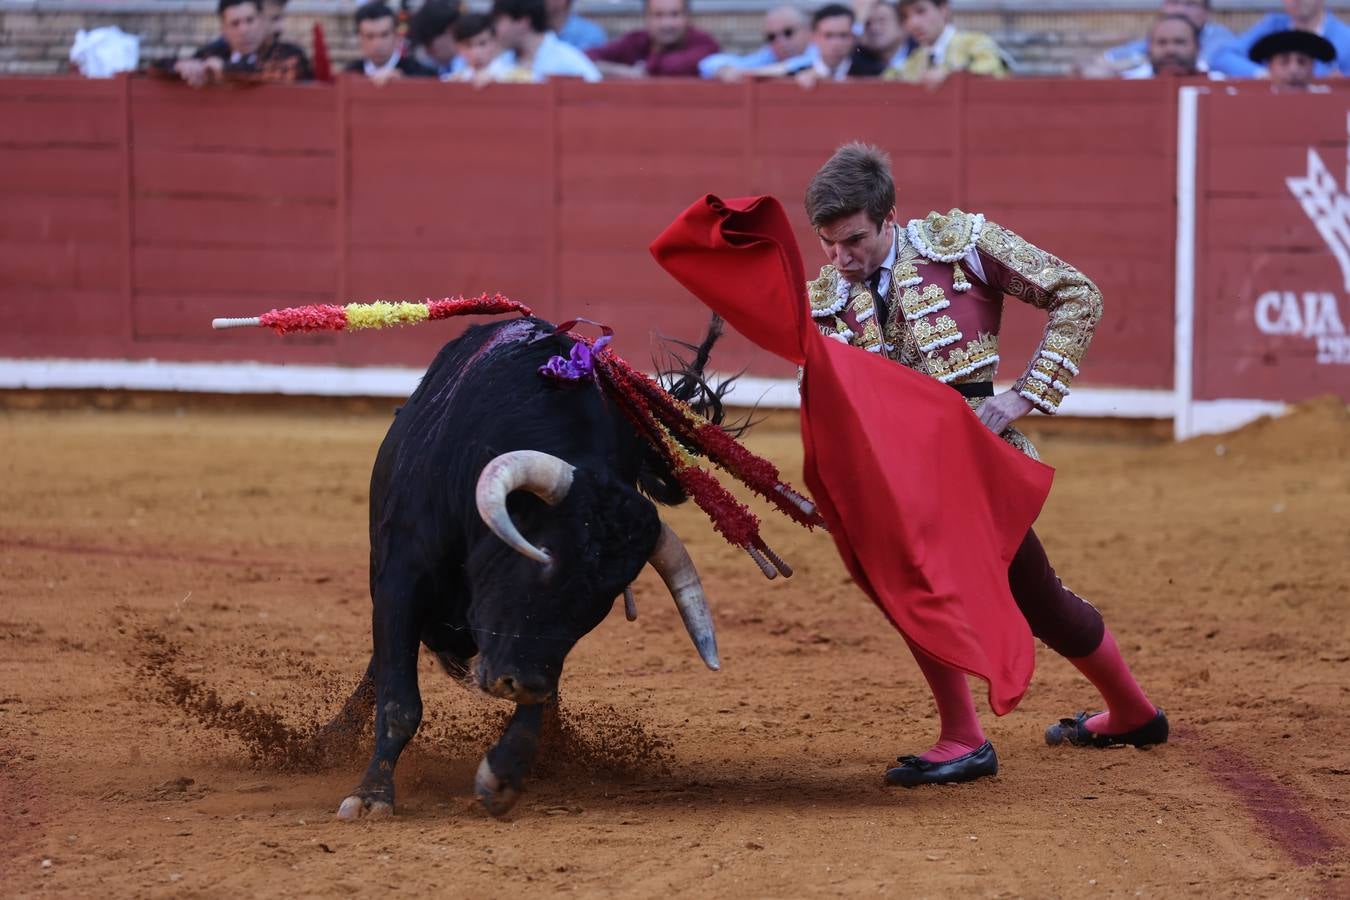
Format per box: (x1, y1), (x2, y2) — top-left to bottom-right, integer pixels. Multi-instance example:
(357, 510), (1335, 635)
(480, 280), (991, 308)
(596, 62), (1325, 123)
(333, 315), (726, 820)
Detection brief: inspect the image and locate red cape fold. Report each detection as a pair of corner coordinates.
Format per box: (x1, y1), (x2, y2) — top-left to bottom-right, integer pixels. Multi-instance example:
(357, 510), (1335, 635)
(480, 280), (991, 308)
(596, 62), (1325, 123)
(650, 194), (1055, 714)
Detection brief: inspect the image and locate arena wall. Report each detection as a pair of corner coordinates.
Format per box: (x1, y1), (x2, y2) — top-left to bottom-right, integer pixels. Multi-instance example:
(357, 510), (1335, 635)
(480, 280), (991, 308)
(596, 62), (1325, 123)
(0, 76), (1347, 433)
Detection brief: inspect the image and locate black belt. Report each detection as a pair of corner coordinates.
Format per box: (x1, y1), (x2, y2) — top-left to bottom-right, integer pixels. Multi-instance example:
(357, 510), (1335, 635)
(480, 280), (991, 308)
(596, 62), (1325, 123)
(951, 382), (994, 399)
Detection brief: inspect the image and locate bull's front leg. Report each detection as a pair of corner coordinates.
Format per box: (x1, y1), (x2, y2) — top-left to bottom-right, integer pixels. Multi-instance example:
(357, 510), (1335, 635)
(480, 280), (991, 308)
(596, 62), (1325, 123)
(337, 594), (425, 821)
(475, 702), (546, 817)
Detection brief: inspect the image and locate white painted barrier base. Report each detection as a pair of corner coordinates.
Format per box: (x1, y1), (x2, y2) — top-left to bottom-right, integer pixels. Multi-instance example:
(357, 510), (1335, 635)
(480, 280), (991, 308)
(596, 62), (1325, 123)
(0, 358), (1286, 437)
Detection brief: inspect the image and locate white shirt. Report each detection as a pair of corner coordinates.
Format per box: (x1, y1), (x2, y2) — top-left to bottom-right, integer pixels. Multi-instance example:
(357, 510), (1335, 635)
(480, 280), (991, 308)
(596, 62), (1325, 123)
(926, 24), (957, 67)
(487, 32), (601, 83)
(364, 48), (401, 77)
(836, 223), (989, 309)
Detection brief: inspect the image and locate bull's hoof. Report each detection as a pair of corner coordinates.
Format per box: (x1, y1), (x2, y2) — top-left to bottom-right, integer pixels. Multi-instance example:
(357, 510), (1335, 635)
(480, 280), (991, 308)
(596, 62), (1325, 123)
(474, 757), (521, 818)
(337, 794), (394, 821)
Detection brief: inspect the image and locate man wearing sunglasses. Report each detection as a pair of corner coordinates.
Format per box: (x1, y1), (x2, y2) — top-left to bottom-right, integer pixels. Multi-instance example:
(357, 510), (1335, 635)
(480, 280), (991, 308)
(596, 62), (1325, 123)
(698, 4), (811, 80)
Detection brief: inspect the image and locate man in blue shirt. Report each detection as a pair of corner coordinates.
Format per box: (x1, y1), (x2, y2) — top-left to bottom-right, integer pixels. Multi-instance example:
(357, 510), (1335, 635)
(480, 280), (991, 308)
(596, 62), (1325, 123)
(548, 0), (607, 50)
(1210, 0), (1350, 77)
(1102, 0), (1234, 74)
(698, 5), (811, 80)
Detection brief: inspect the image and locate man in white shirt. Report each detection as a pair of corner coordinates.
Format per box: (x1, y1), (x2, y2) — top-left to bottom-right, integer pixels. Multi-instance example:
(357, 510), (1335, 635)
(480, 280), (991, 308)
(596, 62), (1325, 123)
(489, 0), (602, 82)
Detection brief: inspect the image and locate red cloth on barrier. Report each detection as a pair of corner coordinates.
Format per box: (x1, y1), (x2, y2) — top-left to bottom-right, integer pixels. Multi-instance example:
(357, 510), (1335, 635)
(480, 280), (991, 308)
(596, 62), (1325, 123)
(650, 194), (1055, 714)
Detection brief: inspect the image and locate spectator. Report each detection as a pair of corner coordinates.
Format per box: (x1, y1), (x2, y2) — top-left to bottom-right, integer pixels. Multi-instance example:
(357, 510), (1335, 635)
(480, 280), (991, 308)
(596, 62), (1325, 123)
(886, 0), (1008, 86)
(587, 0), (720, 79)
(791, 3), (858, 85)
(174, 0), (311, 86)
(195, 0), (290, 56)
(1123, 15), (1207, 78)
(263, 0), (288, 42)
(444, 13), (529, 83)
(1250, 28), (1336, 90)
(548, 0), (607, 51)
(409, 0), (461, 78)
(852, 1), (913, 77)
(1100, 0), (1234, 75)
(487, 0), (602, 81)
(698, 5), (811, 81)
(345, 2), (437, 82)
(1210, 0), (1350, 77)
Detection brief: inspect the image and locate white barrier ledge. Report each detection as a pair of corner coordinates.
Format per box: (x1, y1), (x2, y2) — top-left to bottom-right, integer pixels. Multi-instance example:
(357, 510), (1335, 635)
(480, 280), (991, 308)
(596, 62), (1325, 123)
(0, 357), (1268, 427)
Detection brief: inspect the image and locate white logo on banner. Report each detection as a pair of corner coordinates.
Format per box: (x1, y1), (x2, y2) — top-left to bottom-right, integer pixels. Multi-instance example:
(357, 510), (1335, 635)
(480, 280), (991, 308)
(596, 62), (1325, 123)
(1278, 112), (1350, 365)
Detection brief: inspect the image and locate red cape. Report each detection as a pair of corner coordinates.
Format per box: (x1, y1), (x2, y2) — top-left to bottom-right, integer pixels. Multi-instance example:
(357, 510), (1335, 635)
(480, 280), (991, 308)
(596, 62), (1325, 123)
(650, 195), (1054, 714)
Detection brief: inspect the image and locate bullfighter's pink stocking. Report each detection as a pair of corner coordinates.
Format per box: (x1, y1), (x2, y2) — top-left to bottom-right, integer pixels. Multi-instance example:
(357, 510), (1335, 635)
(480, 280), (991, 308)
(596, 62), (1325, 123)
(1068, 628), (1157, 734)
(908, 641), (986, 762)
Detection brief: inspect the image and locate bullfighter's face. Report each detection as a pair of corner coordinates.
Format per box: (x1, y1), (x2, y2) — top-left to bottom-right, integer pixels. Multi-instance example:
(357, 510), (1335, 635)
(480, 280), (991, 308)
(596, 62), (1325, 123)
(816, 208), (897, 284)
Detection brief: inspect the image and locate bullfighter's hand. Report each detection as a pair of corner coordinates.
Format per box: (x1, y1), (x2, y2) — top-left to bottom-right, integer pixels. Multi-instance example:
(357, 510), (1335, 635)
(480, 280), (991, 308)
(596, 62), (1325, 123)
(976, 390), (1034, 435)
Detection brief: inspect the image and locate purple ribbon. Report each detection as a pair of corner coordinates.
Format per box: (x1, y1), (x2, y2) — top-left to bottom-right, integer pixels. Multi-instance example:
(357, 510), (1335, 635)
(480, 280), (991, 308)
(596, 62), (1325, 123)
(539, 329), (612, 382)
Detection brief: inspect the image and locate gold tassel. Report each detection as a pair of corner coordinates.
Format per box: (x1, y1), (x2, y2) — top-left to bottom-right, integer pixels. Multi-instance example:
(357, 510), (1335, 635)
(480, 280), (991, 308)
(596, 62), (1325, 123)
(952, 260), (970, 292)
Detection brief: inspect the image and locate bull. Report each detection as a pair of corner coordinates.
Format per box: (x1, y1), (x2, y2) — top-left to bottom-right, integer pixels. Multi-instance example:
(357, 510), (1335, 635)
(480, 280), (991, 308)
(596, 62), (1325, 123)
(332, 314), (729, 820)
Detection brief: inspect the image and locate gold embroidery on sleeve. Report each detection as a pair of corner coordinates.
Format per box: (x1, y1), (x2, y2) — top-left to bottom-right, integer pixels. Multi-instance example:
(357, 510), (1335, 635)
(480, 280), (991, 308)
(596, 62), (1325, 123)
(977, 220), (1103, 413)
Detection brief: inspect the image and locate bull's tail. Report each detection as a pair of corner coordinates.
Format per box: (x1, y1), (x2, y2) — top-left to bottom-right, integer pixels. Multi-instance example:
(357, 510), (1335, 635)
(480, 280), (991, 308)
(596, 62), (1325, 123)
(655, 313), (749, 433)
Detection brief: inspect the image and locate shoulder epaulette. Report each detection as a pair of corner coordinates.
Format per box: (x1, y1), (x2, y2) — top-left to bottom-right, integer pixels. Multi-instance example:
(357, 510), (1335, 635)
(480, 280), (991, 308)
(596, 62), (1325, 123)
(808, 266), (847, 317)
(905, 208), (986, 263)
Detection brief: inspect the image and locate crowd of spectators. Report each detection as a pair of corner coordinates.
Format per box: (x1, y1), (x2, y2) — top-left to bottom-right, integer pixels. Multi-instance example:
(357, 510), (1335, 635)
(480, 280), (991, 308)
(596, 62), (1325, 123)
(168, 0), (1350, 94)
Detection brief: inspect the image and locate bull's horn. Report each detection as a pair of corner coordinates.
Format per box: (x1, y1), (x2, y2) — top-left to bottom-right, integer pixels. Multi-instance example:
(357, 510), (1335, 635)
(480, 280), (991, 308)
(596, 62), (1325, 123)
(475, 450), (575, 564)
(647, 523), (720, 671)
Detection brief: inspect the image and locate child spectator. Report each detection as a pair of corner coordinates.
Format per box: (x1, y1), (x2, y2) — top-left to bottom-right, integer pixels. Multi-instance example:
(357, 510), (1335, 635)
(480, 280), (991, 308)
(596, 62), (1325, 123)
(444, 13), (531, 83)
(887, 0), (1009, 86)
(409, 0), (462, 78)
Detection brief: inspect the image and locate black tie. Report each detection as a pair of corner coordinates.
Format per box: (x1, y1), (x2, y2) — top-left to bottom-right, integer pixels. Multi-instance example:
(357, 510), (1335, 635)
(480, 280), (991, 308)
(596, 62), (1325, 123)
(868, 269), (889, 329)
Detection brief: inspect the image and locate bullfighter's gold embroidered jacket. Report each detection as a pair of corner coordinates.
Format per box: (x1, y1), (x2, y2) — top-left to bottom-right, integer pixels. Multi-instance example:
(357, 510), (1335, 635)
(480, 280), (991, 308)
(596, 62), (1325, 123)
(806, 209), (1104, 456)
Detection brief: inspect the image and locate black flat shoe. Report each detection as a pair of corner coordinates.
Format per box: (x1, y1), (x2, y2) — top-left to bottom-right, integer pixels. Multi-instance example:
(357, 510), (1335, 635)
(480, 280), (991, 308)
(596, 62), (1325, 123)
(1044, 709), (1169, 748)
(884, 740), (998, 787)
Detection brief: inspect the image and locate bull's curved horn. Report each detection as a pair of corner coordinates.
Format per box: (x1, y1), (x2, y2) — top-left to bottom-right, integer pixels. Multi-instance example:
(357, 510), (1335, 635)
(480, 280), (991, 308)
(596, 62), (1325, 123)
(648, 522), (720, 671)
(475, 450), (575, 564)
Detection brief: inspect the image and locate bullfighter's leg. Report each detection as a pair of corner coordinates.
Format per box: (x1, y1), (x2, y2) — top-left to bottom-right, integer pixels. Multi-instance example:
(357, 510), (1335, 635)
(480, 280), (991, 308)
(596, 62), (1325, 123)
(475, 702), (545, 817)
(337, 581), (426, 821)
(884, 640), (998, 787)
(1007, 530), (1167, 747)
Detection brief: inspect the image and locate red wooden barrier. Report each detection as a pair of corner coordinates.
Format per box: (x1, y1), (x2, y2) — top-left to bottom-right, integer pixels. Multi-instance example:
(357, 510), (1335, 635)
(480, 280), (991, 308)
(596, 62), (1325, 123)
(1, 75), (1182, 391)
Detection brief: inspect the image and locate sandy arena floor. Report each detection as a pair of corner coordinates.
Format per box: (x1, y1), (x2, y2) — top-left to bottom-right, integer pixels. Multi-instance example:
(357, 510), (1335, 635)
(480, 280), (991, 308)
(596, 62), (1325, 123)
(1, 394), (1347, 898)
